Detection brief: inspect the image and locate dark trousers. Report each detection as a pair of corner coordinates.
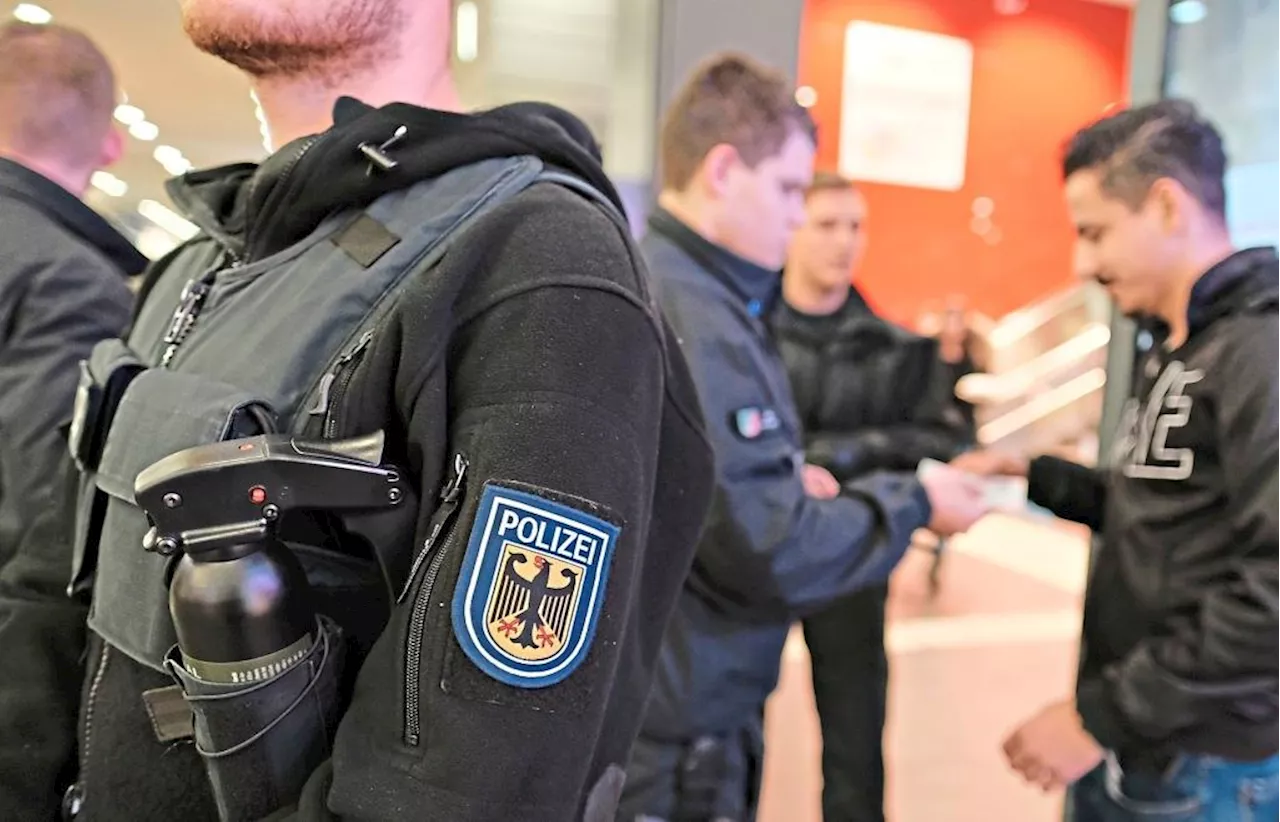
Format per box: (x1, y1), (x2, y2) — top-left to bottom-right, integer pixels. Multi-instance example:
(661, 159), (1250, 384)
(801, 584), (889, 822)
(618, 718), (765, 822)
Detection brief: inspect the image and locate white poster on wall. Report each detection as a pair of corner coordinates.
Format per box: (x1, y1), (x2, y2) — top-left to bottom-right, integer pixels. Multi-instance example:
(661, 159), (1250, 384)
(838, 22), (974, 191)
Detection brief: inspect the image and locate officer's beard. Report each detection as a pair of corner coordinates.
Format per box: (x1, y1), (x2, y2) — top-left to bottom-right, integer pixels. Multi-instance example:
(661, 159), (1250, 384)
(180, 0), (403, 82)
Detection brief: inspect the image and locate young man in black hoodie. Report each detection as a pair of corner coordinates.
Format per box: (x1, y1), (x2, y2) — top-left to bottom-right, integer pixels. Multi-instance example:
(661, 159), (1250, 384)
(772, 173), (973, 822)
(956, 101), (1278, 820)
(0, 23), (142, 570)
(0, 1), (714, 820)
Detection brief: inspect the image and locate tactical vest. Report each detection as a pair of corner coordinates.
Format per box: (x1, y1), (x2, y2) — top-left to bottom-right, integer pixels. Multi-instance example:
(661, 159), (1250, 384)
(68, 155), (617, 673)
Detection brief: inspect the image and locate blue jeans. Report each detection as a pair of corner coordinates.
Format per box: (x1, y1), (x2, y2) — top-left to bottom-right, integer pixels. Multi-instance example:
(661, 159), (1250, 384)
(1069, 753), (1279, 822)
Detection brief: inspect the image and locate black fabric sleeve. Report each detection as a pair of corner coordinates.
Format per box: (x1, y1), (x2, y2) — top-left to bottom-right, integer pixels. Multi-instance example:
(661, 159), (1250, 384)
(1027, 455), (1107, 532)
(1078, 313), (1279, 751)
(291, 192), (702, 821)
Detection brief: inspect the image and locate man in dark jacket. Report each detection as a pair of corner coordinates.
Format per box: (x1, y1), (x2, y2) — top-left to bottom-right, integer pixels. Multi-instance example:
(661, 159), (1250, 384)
(619, 53), (990, 822)
(772, 172), (973, 822)
(956, 101), (1278, 820)
(0, 1), (715, 819)
(0, 22), (141, 569)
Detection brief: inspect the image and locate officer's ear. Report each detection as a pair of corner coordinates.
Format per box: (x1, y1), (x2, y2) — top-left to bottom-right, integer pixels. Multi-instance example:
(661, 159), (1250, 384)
(700, 143), (742, 200)
(97, 125), (125, 170)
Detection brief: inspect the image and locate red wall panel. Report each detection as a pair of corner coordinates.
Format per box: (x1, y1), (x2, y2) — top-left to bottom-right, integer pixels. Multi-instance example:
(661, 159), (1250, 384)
(798, 0), (1132, 324)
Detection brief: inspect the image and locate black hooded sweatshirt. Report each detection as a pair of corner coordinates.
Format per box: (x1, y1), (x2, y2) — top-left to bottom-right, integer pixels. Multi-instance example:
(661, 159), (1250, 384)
(1028, 247), (1278, 766)
(0, 100), (714, 821)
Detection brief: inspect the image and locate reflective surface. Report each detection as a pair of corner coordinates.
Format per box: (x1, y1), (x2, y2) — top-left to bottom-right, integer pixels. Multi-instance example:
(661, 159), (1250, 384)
(1164, 0), (1280, 248)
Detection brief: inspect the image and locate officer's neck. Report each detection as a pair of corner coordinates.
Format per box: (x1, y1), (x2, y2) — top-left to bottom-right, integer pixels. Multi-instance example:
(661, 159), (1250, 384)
(0, 147), (90, 198)
(253, 53), (460, 151)
(781, 269), (849, 317)
(1153, 229), (1235, 350)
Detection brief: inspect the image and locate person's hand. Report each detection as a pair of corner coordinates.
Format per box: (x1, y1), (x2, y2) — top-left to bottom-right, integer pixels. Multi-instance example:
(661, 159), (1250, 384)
(918, 464), (989, 536)
(801, 464), (841, 500)
(1003, 699), (1105, 792)
(950, 448), (1030, 478)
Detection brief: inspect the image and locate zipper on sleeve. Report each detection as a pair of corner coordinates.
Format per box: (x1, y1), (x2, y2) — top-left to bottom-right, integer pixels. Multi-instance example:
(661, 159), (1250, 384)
(402, 453), (469, 746)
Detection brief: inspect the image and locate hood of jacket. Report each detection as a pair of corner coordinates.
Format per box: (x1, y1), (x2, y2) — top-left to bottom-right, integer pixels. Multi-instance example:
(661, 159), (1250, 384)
(1186, 245), (1278, 335)
(165, 98), (625, 264)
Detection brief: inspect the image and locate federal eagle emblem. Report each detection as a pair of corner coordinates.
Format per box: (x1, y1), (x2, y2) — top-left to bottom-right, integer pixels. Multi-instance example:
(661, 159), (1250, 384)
(486, 546), (582, 662)
(453, 484), (619, 688)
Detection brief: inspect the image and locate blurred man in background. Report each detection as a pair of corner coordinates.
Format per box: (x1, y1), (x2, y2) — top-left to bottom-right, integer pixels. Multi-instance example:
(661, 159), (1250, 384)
(957, 100), (1277, 821)
(0, 22), (140, 569)
(772, 172), (974, 822)
(620, 53), (989, 822)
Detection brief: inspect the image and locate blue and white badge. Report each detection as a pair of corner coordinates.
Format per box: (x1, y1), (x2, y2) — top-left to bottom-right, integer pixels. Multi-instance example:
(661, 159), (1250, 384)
(452, 484), (619, 689)
(731, 406), (781, 440)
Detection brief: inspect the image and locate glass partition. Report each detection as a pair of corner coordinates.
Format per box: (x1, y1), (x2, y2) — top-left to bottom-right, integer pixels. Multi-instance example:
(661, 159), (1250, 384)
(1164, 0), (1280, 247)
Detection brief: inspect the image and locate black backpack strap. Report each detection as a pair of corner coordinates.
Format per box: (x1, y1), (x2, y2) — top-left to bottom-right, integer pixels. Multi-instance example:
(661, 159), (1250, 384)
(535, 169), (630, 232)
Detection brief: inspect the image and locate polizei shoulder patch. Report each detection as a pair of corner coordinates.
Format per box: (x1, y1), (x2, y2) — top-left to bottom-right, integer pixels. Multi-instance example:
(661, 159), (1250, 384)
(452, 483), (620, 689)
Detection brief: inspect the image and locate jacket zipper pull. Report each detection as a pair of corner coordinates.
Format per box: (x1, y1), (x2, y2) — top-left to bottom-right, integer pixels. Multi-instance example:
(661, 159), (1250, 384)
(440, 453), (468, 503)
(308, 331), (376, 416)
(396, 454), (469, 604)
(160, 260), (230, 368)
(308, 373), (336, 416)
(161, 279), (210, 367)
(344, 330), (376, 363)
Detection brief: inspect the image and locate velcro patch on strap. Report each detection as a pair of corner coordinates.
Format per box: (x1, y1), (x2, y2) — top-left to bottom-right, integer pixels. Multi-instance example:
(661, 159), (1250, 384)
(141, 685), (193, 743)
(332, 214), (401, 268)
(452, 483), (620, 689)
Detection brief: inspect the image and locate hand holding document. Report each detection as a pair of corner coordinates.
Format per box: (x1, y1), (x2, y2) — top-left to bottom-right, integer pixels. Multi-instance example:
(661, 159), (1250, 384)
(921, 455), (1029, 514)
(915, 459), (992, 536)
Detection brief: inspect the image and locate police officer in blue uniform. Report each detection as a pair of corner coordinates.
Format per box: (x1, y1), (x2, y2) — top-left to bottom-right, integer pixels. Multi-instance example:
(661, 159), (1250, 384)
(619, 53), (990, 822)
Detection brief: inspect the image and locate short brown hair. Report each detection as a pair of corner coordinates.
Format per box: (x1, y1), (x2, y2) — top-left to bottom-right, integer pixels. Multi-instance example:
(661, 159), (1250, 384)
(806, 170), (855, 199)
(660, 52), (816, 191)
(0, 22), (116, 168)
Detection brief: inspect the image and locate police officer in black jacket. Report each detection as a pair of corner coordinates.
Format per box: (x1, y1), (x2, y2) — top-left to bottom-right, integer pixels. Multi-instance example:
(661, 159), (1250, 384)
(0, 1), (715, 819)
(957, 101), (1278, 820)
(0, 23), (140, 570)
(772, 172), (973, 822)
(619, 53), (990, 822)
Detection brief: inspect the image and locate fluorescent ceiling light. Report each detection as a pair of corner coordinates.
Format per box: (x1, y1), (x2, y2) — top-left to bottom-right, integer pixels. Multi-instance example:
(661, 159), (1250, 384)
(138, 199), (199, 241)
(153, 145), (192, 174)
(160, 158), (194, 176)
(153, 145), (183, 164)
(1169, 0), (1206, 25)
(129, 120), (160, 141)
(90, 170), (128, 198)
(114, 104), (145, 126)
(455, 1), (479, 63)
(12, 3), (52, 24)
